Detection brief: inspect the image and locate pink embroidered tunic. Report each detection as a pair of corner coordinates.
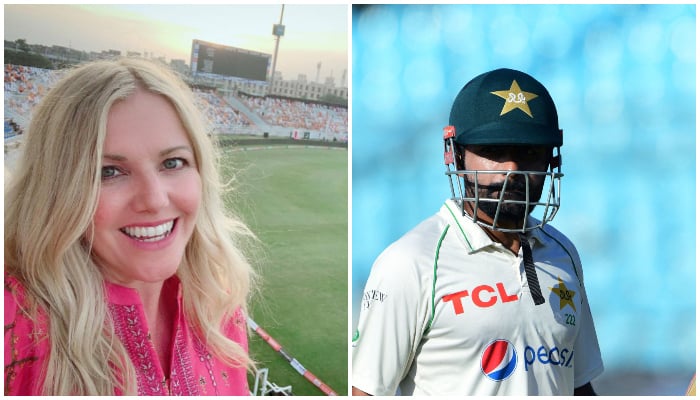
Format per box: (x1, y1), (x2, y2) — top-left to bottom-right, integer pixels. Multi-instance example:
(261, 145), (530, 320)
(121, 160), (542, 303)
(4, 274), (249, 395)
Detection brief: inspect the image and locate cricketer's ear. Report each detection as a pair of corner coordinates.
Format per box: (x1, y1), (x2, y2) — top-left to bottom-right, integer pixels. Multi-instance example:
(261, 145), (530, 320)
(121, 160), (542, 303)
(550, 150), (561, 170)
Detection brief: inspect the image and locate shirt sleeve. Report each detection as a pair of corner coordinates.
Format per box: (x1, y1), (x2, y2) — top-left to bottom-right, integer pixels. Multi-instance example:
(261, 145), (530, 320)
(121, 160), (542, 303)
(569, 254), (604, 388)
(228, 308), (249, 353)
(218, 307), (250, 395)
(352, 243), (432, 396)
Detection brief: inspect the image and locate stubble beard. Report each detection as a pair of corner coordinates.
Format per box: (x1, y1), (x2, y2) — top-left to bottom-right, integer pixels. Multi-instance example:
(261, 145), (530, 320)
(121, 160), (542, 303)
(463, 176), (544, 227)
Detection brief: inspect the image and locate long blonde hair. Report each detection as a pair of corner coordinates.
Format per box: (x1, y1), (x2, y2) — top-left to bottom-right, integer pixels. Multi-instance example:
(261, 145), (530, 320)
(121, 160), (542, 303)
(4, 58), (257, 395)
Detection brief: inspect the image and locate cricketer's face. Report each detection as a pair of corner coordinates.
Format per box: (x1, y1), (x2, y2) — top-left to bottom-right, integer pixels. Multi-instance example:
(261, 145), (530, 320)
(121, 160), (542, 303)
(90, 88), (201, 287)
(462, 145), (549, 229)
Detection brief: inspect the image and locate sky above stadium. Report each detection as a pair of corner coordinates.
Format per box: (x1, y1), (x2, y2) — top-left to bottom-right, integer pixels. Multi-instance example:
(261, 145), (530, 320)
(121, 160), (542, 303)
(4, 4), (348, 84)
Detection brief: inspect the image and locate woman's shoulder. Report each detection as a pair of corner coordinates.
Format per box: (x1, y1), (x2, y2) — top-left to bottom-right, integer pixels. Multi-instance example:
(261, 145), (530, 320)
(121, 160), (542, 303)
(4, 272), (49, 395)
(225, 308), (248, 337)
(5, 271), (24, 291)
(5, 272), (28, 325)
(5, 271), (48, 336)
(218, 308), (248, 353)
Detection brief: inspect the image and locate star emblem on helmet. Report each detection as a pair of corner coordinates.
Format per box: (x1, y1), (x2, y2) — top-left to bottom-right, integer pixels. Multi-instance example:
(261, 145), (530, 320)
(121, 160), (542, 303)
(490, 79), (539, 118)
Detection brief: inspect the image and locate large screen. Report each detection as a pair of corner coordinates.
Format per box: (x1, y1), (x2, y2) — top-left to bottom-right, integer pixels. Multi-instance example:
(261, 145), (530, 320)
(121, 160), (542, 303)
(191, 39), (271, 82)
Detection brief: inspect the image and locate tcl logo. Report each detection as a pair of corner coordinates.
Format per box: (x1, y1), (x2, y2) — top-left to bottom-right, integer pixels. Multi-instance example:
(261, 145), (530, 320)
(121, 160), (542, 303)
(442, 282), (518, 313)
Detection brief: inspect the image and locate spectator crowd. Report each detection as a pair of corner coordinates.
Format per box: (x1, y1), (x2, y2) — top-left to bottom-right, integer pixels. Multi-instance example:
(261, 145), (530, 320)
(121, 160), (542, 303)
(193, 88), (253, 133)
(238, 92), (348, 135)
(4, 64), (348, 139)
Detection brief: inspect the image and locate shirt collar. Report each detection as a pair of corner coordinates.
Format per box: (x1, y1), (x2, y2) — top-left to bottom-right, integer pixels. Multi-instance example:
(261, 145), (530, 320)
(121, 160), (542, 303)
(104, 274), (182, 306)
(441, 199), (547, 253)
(527, 222), (548, 246)
(441, 200), (497, 254)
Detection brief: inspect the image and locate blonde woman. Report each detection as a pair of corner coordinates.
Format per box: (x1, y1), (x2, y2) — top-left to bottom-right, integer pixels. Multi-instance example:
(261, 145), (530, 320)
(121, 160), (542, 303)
(4, 58), (257, 395)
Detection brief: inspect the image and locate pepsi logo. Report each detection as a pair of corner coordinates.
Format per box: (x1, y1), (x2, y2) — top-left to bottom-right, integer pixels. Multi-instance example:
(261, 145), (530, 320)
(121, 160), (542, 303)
(481, 339), (517, 381)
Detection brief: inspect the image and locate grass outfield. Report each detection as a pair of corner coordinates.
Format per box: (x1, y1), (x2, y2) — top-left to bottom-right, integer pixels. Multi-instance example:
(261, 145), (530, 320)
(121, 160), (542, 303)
(218, 144), (348, 396)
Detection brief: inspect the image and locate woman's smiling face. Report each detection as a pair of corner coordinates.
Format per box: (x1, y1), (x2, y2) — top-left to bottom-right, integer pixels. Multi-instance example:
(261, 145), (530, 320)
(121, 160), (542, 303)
(90, 88), (201, 286)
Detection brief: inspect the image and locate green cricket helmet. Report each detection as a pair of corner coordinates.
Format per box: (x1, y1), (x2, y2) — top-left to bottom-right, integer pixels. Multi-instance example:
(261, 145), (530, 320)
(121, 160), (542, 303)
(443, 68), (564, 232)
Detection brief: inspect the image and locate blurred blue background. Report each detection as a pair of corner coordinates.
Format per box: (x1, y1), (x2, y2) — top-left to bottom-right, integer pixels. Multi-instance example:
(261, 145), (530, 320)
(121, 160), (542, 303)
(351, 4), (696, 395)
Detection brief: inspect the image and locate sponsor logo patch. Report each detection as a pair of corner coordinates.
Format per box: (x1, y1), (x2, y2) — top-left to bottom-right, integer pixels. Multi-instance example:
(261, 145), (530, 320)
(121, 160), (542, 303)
(362, 289), (387, 310)
(442, 282), (519, 313)
(481, 339), (518, 381)
(524, 345), (574, 371)
(481, 340), (574, 380)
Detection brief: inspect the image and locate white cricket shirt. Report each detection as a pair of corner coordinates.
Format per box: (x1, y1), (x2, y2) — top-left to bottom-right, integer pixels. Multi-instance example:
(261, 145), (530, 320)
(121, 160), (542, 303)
(352, 200), (604, 395)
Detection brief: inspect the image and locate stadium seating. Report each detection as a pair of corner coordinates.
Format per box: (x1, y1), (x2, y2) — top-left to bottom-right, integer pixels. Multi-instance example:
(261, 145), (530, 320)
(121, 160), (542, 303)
(4, 64), (64, 129)
(238, 93), (348, 136)
(193, 88), (254, 133)
(3, 64), (348, 141)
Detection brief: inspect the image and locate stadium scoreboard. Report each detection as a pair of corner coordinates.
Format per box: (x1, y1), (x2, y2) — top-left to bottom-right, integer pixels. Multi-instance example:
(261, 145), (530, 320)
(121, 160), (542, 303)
(191, 39), (271, 82)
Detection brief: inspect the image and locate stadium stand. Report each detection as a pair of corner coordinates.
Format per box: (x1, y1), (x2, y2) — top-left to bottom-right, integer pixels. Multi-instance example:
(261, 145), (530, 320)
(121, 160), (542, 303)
(193, 88), (254, 133)
(5, 64), (64, 130)
(5, 119), (22, 139)
(238, 92), (348, 136)
(3, 64), (348, 142)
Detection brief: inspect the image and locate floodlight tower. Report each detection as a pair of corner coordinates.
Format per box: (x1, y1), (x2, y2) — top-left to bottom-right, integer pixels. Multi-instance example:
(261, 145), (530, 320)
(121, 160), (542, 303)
(270, 4), (285, 92)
